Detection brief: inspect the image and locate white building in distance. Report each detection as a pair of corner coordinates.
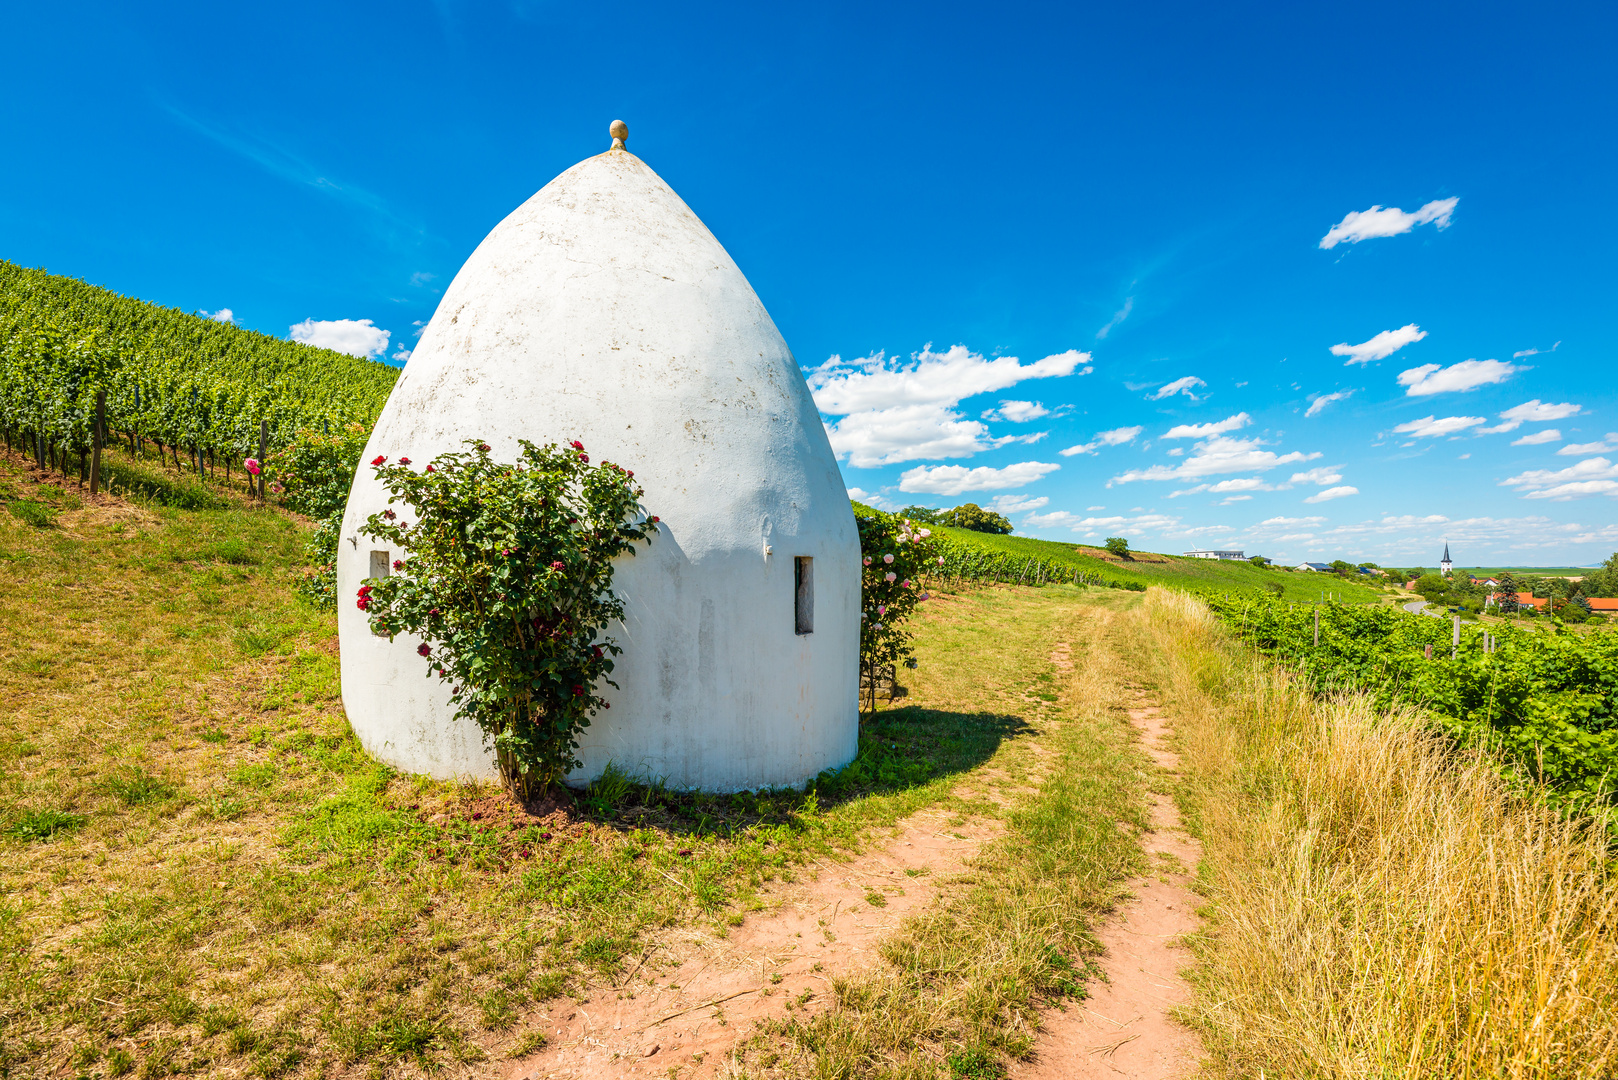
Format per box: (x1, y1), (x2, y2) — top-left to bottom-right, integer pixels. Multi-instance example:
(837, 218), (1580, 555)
(337, 122), (860, 793)
(1184, 549), (1246, 560)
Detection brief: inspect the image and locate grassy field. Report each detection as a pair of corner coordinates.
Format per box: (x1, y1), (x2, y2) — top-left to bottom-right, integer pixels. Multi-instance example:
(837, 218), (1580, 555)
(932, 524), (1389, 604)
(1133, 589), (1618, 1078)
(0, 447), (1157, 1080)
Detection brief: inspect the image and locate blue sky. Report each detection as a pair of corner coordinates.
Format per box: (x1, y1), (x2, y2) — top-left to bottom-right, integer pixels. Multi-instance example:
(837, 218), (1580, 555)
(4, 1), (1615, 567)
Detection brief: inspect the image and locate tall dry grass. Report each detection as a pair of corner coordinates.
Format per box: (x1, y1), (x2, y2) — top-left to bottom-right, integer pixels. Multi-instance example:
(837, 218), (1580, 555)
(1129, 588), (1618, 1079)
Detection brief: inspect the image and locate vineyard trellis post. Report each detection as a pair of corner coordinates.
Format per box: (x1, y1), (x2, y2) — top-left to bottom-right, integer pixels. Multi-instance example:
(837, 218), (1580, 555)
(1314, 606), (1320, 647)
(1452, 615), (1460, 660)
(257, 420), (268, 500)
(90, 390), (105, 495)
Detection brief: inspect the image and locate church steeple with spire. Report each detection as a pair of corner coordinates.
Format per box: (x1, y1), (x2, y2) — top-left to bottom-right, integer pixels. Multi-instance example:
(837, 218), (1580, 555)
(1440, 542), (1453, 576)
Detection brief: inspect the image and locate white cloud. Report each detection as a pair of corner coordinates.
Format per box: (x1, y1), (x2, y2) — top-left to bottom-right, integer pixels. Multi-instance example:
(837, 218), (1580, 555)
(981, 399), (1049, 423)
(1392, 415), (1485, 438)
(1291, 466), (1344, 485)
(1500, 399), (1582, 425)
(1219, 495), (1253, 504)
(290, 317), (391, 358)
(391, 348), (412, 363)
(1096, 297), (1133, 340)
(808, 344), (1090, 415)
(1510, 429), (1561, 446)
(1305, 485), (1360, 503)
(410, 271), (436, 286)
(1023, 510), (1188, 536)
(1501, 458), (1618, 500)
(1305, 390), (1353, 418)
(1163, 412), (1251, 439)
(1257, 516), (1327, 527)
(1557, 434), (1618, 456)
(845, 486), (895, 509)
(897, 461), (1060, 496)
(826, 403), (997, 467)
(812, 345), (1087, 467)
(1318, 197), (1458, 249)
(412, 319), (428, 337)
(1513, 341), (1560, 359)
(1209, 477), (1275, 493)
(1330, 324), (1426, 366)
(1086, 505), (1105, 511)
(1060, 426), (1143, 456)
(1151, 376), (1206, 401)
(201, 308), (235, 323)
(1482, 399), (1583, 434)
(1111, 436), (1320, 484)
(987, 494), (1050, 514)
(1397, 359), (1522, 396)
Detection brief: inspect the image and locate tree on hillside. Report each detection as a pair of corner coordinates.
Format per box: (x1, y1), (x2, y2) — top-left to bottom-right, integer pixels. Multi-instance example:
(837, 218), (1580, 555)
(1496, 571), (1520, 613)
(1415, 573), (1448, 600)
(1249, 555), (1270, 567)
(1579, 553), (1618, 597)
(1329, 559), (1355, 578)
(897, 505), (941, 524)
(1104, 536), (1130, 556)
(937, 503), (1012, 534)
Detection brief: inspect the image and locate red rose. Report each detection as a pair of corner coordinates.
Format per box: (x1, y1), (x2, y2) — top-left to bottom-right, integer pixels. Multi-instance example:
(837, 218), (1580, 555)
(425, 464), (435, 473)
(371, 456), (386, 466)
(571, 686), (585, 696)
(398, 457), (412, 465)
(417, 643), (432, 658)
(650, 516), (660, 524)
(392, 560), (403, 571)
(356, 597), (370, 611)
(570, 440), (584, 451)
(550, 561), (565, 571)
(578, 453), (589, 463)
(478, 443), (491, 452)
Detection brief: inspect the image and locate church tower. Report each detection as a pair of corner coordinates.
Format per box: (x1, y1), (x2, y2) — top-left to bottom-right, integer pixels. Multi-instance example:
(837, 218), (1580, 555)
(1440, 542), (1453, 576)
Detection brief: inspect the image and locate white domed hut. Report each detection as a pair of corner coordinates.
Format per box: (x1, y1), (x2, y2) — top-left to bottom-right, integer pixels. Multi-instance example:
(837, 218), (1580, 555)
(336, 123), (860, 793)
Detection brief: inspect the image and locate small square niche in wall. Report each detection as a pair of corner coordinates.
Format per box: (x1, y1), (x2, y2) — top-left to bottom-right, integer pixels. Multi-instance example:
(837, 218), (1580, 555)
(795, 556), (814, 635)
(368, 551), (390, 636)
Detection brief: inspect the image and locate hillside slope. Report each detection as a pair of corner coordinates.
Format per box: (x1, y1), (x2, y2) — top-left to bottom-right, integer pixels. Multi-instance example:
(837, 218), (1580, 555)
(928, 523), (1386, 604)
(0, 260), (399, 460)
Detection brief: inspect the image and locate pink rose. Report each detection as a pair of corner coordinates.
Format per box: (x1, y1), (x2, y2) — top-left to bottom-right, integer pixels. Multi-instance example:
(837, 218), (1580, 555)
(885, 572), (897, 582)
(883, 554), (894, 564)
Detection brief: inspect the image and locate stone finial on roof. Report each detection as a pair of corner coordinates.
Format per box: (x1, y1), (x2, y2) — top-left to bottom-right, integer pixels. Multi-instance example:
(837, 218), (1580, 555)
(610, 119), (628, 150)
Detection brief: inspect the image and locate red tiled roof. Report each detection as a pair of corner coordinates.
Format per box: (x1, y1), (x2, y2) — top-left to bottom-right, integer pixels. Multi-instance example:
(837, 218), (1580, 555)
(1588, 598), (1618, 612)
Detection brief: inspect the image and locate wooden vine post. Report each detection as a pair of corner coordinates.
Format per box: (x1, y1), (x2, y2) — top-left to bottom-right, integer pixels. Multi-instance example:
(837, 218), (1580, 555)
(258, 420), (268, 500)
(89, 390), (105, 494)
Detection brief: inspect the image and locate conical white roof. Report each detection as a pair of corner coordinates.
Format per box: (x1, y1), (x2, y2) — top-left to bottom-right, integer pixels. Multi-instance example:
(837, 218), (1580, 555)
(336, 130), (860, 792)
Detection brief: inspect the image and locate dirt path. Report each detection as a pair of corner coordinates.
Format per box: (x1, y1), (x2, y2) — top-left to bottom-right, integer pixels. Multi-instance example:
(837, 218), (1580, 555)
(506, 807), (1001, 1080)
(1014, 698), (1205, 1080)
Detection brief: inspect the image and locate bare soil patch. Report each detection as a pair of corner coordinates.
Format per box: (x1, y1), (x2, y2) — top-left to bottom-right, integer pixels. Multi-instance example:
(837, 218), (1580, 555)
(507, 807), (1001, 1079)
(1014, 698), (1204, 1080)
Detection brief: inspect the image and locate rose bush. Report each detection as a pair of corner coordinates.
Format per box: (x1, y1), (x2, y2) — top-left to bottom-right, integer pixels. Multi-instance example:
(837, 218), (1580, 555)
(854, 506), (937, 716)
(357, 438), (657, 800)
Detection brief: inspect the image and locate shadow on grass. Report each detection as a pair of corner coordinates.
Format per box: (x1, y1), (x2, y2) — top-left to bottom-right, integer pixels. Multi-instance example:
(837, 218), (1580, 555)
(563, 704), (1035, 836)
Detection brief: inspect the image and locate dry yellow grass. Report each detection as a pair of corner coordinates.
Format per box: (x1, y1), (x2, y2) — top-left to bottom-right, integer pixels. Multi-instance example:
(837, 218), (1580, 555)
(1128, 588), (1618, 1078)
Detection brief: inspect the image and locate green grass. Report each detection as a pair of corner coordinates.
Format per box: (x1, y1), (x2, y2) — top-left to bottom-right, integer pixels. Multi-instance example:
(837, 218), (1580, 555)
(0, 447), (1147, 1079)
(932, 524), (1388, 604)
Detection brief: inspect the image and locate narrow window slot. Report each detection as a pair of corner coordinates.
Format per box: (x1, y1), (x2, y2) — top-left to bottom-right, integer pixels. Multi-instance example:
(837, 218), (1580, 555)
(795, 556), (814, 635)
